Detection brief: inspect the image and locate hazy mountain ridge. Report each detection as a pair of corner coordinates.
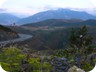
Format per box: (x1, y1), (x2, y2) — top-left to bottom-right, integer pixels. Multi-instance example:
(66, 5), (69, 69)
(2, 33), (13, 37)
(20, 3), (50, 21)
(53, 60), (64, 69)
(17, 8), (96, 24)
(23, 19), (96, 27)
(0, 13), (20, 25)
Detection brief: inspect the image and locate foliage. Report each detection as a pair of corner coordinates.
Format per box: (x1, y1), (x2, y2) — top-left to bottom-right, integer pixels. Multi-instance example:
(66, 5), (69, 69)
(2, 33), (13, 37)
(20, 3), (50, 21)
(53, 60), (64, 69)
(0, 26), (95, 72)
(0, 47), (26, 72)
(27, 29), (69, 50)
(28, 58), (41, 70)
(69, 26), (93, 55)
(53, 48), (76, 59)
(52, 26), (95, 72)
(81, 61), (94, 72)
(28, 58), (52, 72)
(0, 47), (52, 72)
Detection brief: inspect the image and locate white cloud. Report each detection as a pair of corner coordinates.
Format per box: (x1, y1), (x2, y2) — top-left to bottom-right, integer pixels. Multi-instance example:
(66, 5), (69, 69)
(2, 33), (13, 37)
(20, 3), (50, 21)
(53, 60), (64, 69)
(89, 0), (96, 7)
(0, 0), (7, 8)
(0, 0), (96, 17)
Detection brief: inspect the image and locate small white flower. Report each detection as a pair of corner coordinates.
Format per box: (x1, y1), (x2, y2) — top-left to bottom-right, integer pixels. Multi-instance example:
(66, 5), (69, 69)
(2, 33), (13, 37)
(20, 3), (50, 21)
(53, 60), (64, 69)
(80, 35), (83, 38)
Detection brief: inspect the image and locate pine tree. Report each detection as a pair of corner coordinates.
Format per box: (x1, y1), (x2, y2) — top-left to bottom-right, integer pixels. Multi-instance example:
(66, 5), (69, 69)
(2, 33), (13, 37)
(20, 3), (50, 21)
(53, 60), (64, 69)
(69, 26), (93, 55)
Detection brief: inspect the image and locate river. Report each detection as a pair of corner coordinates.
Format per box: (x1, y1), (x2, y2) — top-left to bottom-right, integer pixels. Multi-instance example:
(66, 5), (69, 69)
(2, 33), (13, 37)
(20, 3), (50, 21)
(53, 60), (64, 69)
(0, 34), (32, 47)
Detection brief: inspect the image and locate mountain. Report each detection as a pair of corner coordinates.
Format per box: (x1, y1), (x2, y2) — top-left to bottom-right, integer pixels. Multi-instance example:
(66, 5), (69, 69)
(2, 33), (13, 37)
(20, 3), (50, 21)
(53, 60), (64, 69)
(0, 24), (19, 41)
(23, 19), (96, 27)
(0, 13), (20, 25)
(17, 8), (96, 24)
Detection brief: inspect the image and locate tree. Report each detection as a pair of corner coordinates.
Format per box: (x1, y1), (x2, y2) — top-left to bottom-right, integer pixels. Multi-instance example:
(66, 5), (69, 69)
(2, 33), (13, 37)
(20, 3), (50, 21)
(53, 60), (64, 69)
(69, 26), (93, 55)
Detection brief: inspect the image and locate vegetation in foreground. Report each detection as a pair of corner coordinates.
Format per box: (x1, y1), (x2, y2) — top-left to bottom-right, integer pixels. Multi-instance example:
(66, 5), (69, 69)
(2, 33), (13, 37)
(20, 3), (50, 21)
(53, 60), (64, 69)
(0, 47), (52, 72)
(0, 26), (96, 72)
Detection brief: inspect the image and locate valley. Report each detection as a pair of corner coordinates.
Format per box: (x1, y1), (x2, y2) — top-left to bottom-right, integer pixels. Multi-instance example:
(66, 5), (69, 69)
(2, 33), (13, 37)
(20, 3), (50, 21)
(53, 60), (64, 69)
(0, 8), (96, 72)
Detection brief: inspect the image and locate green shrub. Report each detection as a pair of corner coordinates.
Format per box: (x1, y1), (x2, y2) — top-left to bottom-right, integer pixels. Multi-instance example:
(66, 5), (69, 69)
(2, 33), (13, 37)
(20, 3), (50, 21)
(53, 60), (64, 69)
(82, 61), (94, 71)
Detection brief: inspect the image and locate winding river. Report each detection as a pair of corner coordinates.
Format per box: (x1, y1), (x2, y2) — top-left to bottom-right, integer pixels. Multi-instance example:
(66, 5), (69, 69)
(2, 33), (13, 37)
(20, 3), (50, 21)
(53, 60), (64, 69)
(0, 34), (32, 47)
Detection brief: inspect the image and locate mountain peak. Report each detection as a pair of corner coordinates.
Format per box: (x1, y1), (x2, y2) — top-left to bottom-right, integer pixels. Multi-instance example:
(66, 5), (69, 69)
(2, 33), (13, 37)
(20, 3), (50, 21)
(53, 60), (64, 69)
(16, 8), (96, 24)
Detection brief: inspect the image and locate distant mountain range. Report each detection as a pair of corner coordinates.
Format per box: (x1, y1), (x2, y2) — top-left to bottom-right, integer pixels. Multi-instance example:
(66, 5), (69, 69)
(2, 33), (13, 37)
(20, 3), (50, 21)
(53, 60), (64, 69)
(17, 8), (96, 24)
(23, 19), (96, 27)
(0, 13), (20, 25)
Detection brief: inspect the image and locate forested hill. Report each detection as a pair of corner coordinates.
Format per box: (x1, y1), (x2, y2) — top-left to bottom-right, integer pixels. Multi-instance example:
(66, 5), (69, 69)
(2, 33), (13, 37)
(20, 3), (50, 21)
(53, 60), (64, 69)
(0, 25), (14, 32)
(0, 25), (19, 41)
(23, 19), (96, 27)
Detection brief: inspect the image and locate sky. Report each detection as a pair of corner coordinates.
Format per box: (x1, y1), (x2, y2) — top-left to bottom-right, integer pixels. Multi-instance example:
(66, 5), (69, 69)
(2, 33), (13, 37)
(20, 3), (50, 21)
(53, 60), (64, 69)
(0, 0), (96, 17)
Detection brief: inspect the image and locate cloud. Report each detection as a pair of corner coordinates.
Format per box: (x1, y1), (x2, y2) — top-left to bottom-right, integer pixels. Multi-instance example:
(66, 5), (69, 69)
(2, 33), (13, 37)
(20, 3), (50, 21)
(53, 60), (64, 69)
(0, 0), (7, 8)
(43, 5), (59, 10)
(0, 8), (7, 12)
(89, 0), (96, 7)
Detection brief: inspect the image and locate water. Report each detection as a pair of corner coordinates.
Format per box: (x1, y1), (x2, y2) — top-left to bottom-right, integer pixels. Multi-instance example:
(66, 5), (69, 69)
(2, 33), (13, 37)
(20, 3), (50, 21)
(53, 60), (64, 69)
(0, 34), (32, 47)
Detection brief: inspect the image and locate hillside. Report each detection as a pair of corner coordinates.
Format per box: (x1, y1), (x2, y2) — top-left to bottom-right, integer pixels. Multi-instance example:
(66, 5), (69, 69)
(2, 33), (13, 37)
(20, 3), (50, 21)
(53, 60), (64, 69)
(23, 19), (96, 27)
(17, 8), (96, 24)
(0, 25), (19, 41)
(16, 27), (96, 50)
(0, 13), (20, 25)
